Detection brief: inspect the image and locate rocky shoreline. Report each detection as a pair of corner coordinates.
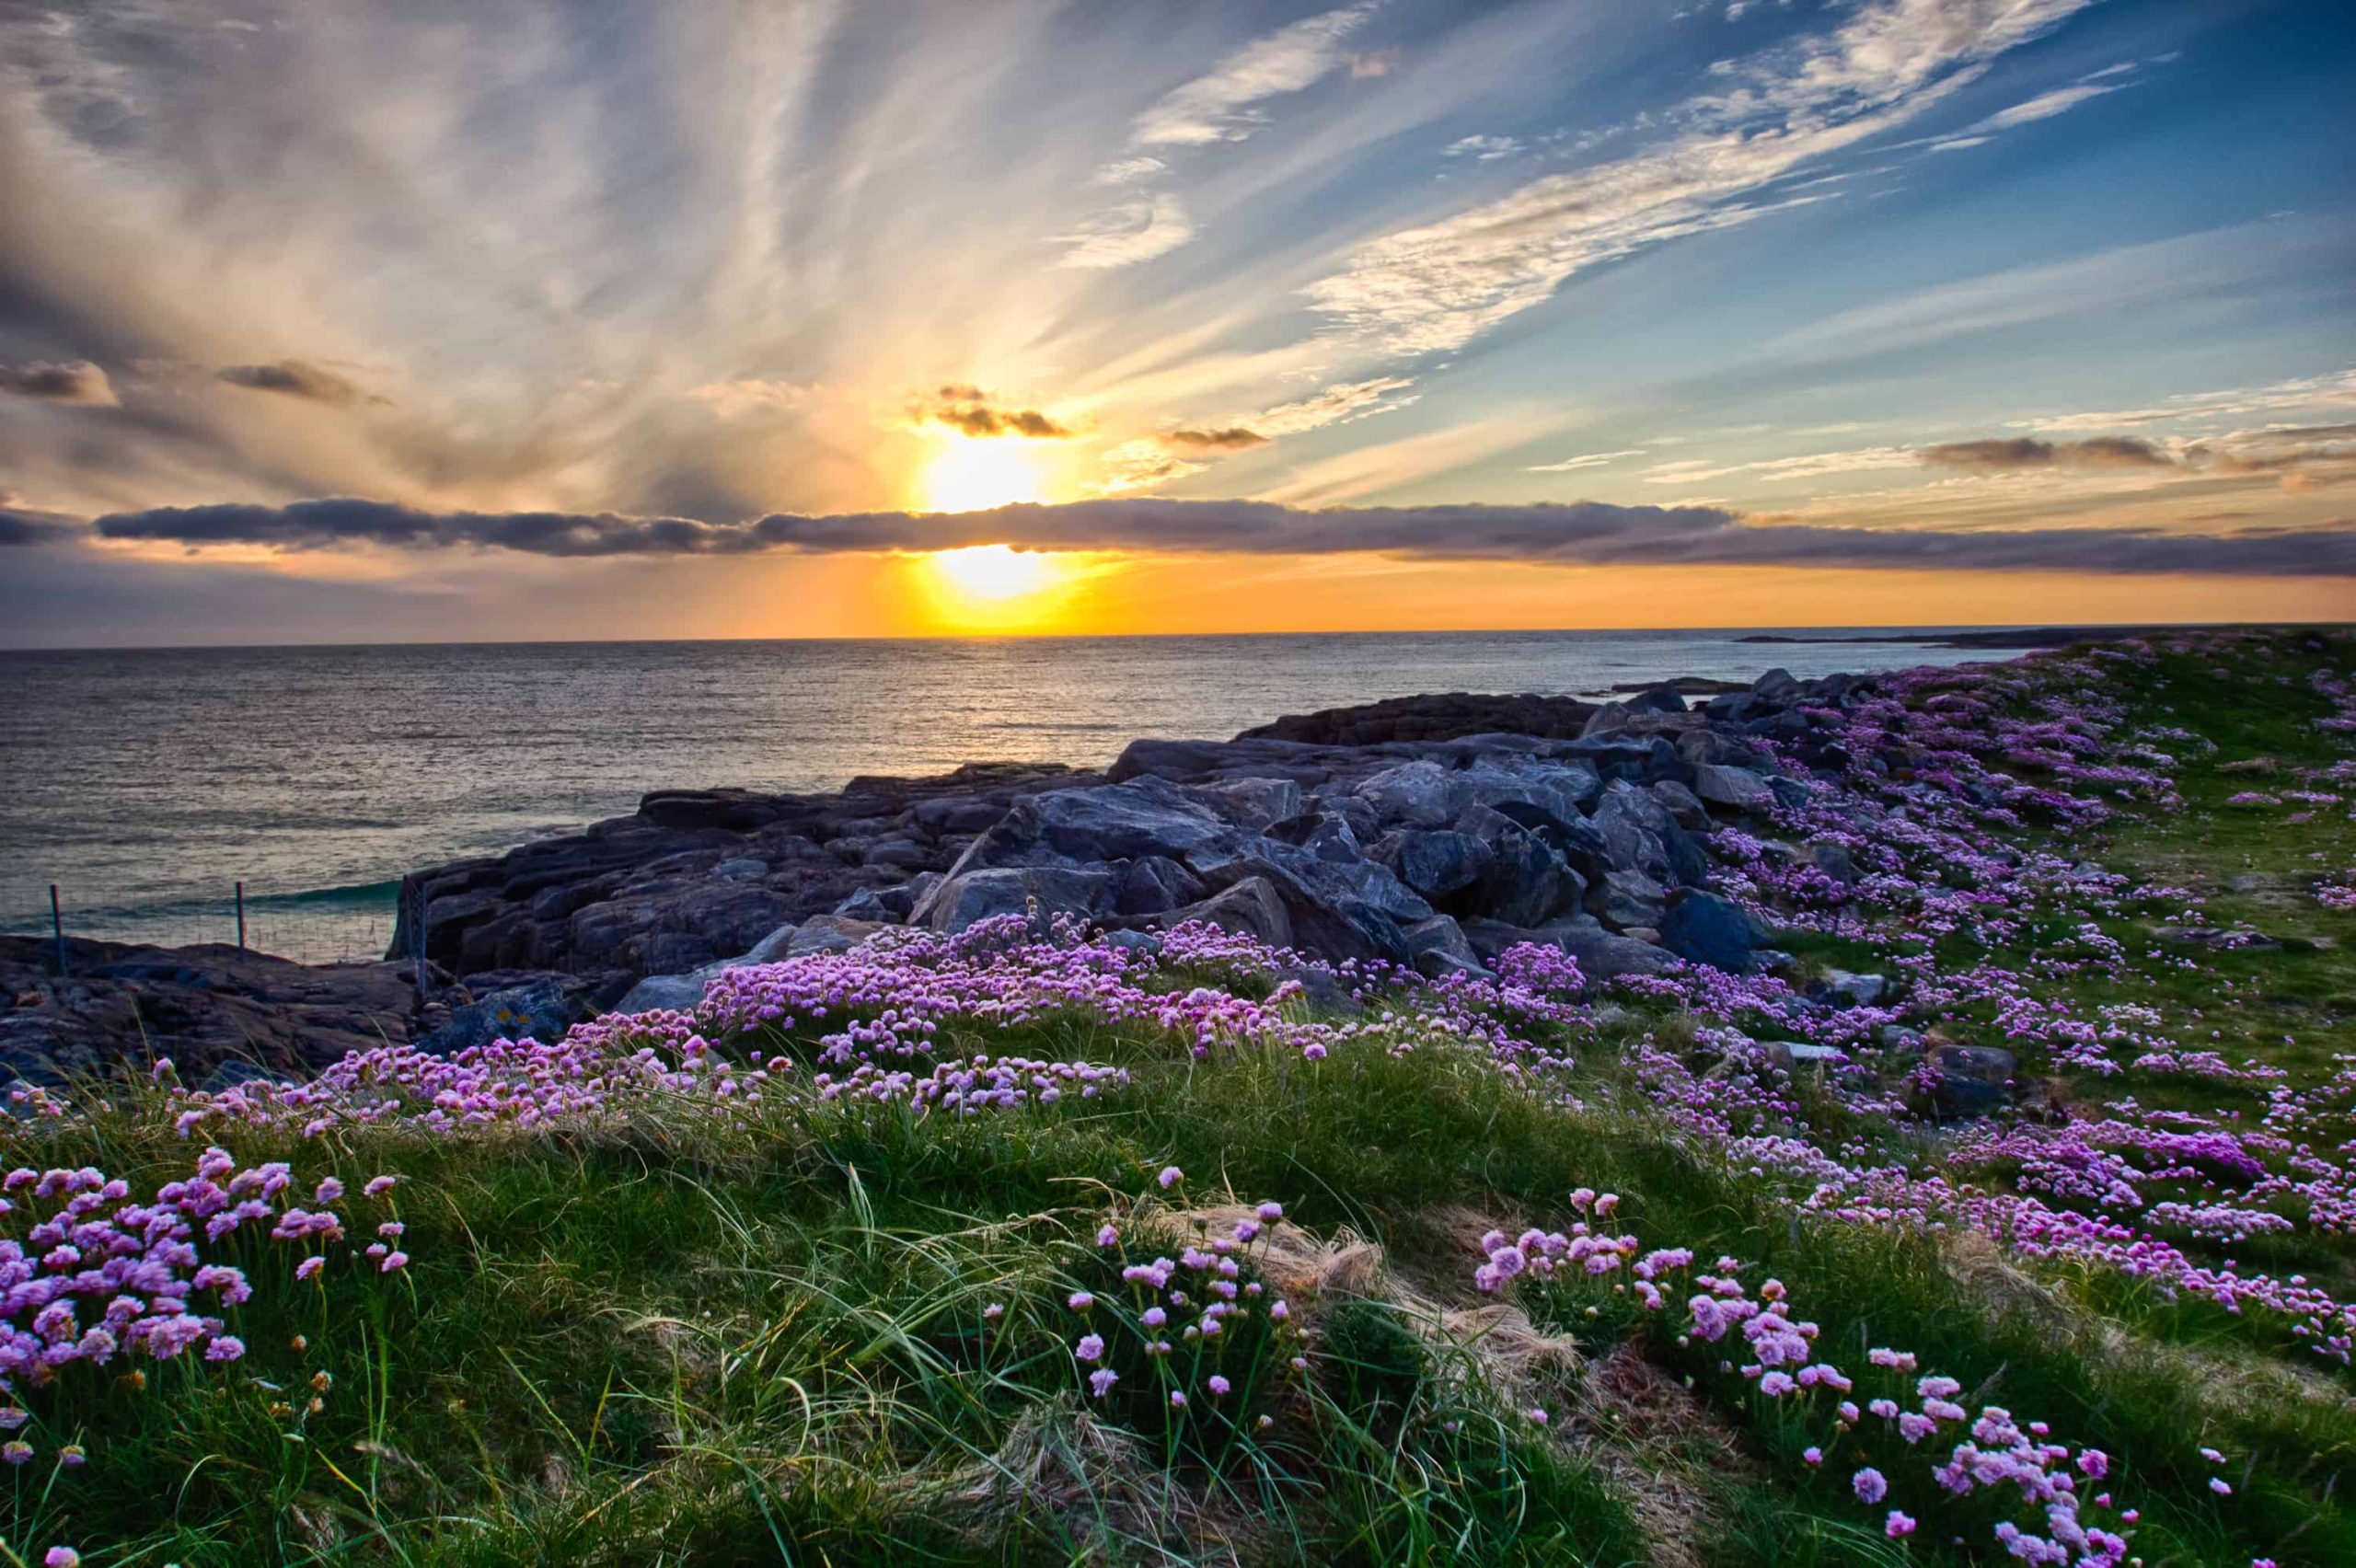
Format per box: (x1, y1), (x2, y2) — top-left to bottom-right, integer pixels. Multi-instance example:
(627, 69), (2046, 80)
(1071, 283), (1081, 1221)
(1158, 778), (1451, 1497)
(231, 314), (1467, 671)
(5, 663), (1884, 1086)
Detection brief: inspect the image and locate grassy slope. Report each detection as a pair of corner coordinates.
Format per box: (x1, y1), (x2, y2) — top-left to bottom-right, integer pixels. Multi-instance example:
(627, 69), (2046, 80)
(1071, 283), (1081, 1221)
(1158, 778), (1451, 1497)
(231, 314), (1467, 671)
(10, 629), (2356, 1567)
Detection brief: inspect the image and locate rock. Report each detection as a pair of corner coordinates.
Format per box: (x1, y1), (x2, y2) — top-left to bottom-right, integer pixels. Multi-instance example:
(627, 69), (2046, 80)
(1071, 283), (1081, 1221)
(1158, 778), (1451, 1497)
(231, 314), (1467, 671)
(1806, 842), (1861, 885)
(739, 921), (803, 964)
(1194, 776), (1302, 827)
(418, 980), (572, 1053)
(1101, 928), (1163, 955)
(1149, 876), (1294, 949)
(712, 857), (768, 881)
(1657, 890), (1760, 973)
(1649, 779), (1710, 832)
(1751, 667), (1802, 706)
(1265, 811), (1364, 864)
(1879, 1025), (1927, 1056)
(617, 972), (707, 1014)
(1237, 691), (1599, 745)
(1369, 829), (1493, 902)
(1538, 918), (1674, 981)
(1692, 763), (1777, 813)
(1821, 969), (1886, 1006)
(1355, 760), (1456, 827)
(1932, 1044), (2018, 1116)
(200, 1057), (281, 1093)
(914, 866), (1117, 933)
(1580, 701), (1634, 739)
(1761, 1040), (1846, 1074)
(832, 885), (907, 922)
(1623, 685), (1688, 715)
(1457, 807), (1581, 928)
(785, 916), (885, 957)
(1402, 915), (1490, 980)
(1115, 855), (1209, 916)
(1592, 781), (1709, 888)
(1587, 868), (1669, 931)
(1678, 729), (1769, 770)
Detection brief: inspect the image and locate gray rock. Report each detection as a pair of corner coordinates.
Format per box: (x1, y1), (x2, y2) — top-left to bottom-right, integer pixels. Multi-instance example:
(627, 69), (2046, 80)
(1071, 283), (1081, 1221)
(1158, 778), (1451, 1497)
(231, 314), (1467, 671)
(1692, 763), (1777, 813)
(1593, 781), (1708, 888)
(1369, 828), (1493, 902)
(1623, 685), (1688, 715)
(1588, 868), (1669, 931)
(1751, 667), (1802, 705)
(617, 972), (708, 1014)
(832, 885), (908, 922)
(1678, 729), (1770, 770)
(1101, 928), (1164, 955)
(1657, 890), (1760, 974)
(1806, 842), (1861, 885)
(1149, 876), (1294, 950)
(1458, 807), (1581, 928)
(1354, 760), (1456, 827)
(914, 866), (1117, 932)
(1264, 811), (1364, 864)
(1403, 914), (1491, 980)
(739, 921), (803, 964)
(1823, 969), (1886, 1006)
(420, 980), (573, 1052)
(712, 857), (768, 881)
(1932, 1044), (2017, 1117)
(200, 1057), (282, 1094)
(1195, 776), (1302, 827)
(1115, 855), (1208, 916)
(786, 915), (885, 957)
(1649, 779), (1710, 831)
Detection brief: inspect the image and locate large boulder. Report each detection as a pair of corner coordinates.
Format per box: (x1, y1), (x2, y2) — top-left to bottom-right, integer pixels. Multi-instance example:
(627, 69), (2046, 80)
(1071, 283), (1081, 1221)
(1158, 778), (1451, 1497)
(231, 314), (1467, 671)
(1592, 781), (1709, 888)
(1657, 890), (1760, 973)
(1693, 763), (1777, 814)
(1115, 855), (1208, 916)
(912, 866), (1116, 932)
(1587, 868), (1669, 931)
(1402, 915), (1488, 980)
(1147, 876), (1294, 949)
(1456, 806), (1582, 928)
(1354, 760), (1456, 827)
(1932, 1044), (2018, 1117)
(418, 980), (572, 1053)
(1193, 776), (1302, 828)
(1369, 829), (1493, 902)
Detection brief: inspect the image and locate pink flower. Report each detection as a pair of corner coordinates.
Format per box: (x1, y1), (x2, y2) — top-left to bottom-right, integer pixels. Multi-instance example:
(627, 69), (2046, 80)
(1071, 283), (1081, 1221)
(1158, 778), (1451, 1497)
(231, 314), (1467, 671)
(364, 1175), (398, 1197)
(1884, 1511), (1915, 1539)
(1207, 1375), (1230, 1397)
(43, 1549), (79, 1568)
(1852, 1468), (1887, 1505)
(1067, 1290), (1095, 1311)
(1157, 1167), (1184, 1190)
(295, 1256), (326, 1281)
(1076, 1334), (1105, 1364)
(1089, 1367), (1119, 1398)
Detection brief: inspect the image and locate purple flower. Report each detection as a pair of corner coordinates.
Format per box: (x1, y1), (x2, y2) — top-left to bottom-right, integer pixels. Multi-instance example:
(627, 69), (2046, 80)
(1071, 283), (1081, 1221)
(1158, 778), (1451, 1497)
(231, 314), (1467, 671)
(1096, 1224), (1120, 1248)
(1067, 1290), (1095, 1311)
(1076, 1334), (1105, 1363)
(1089, 1367), (1119, 1398)
(1170, 1390), (1187, 1408)
(42, 1550), (79, 1568)
(1157, 1166), (1184, 1190)
(1852, 1468), (1887, 1505)
(1207, 1375), (1230, 1397)
(1883, 1512), (1915, 1539)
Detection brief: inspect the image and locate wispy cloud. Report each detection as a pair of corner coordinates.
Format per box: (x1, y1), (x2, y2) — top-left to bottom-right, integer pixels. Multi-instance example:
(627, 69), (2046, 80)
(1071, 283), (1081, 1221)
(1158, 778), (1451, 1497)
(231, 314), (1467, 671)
(1306, 0), (2099, 355)
(915, 386), (1075, 439)
(216, 360), (384, 407)
(1130, 3), (1380, 147)
(1921, 436), (2173, 471)
(1526, 448), (1646, 473)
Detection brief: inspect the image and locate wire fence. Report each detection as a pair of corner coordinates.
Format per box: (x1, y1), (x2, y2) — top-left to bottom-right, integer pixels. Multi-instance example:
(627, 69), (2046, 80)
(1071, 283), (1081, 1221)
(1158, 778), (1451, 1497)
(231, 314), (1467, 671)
(1, 880), (403, 968)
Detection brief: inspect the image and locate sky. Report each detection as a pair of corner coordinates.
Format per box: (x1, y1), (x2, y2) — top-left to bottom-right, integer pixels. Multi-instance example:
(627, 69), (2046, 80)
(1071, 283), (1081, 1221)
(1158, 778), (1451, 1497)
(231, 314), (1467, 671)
(1, 0), (2351, 645)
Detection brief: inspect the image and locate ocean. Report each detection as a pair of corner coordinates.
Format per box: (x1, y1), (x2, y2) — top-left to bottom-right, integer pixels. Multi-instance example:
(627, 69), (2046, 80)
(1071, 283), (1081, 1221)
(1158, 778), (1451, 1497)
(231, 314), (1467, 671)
(0, 629), (2022, 960)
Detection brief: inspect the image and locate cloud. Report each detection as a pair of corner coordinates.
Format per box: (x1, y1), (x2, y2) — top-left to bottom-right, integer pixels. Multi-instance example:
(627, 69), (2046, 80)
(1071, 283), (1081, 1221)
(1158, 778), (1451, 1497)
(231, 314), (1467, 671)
(1306, 0), (2097, 355)
(1966, 80), (2122, 133)
(1162, 426), (1270, 450)
(1131, 3), (1380, 147)
(1528, 448), (1647, 472)
(1444, 134), (1524, 161)
(75, 494), (2356, 577)
(1091, 441), (1207, 495)
(0, 499), (87, 546)
(1056, 193), (1196, 270)
(1253, 375), (1418, 436)
(215, 360), (383, 407)
(0, 360), (118, 406)
(917, 386), (1074, 439)
(1921, 436), (2173, 470)
(687, 378), (815, 418)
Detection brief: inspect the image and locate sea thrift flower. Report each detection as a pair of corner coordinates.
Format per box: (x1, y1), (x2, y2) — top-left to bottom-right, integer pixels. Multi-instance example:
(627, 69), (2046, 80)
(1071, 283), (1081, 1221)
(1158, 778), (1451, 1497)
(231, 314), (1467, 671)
(1067, 1290), (1095, 1311)
(1853, 1468), (1888, 1505)
(1089, 1368), (1118, 1398)
(43, 1550), (78, 1568)
(1207, 1375), (1230, 1397)
(1158, 1167), (1184, 1190)
(1884, 1512), (1915, 1539)
(1076, 1334), (1105, 1363)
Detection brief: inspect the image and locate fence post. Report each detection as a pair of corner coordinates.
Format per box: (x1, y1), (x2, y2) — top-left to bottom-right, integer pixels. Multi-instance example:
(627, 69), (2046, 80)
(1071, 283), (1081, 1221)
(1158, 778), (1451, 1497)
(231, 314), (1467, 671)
(235, 882), (247, 952)
(50, 884), (66, 978)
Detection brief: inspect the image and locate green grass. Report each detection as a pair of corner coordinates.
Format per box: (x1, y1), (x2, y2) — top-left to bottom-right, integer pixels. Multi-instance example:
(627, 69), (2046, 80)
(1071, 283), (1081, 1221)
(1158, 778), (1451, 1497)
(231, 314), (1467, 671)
(11, 627), (2356, 1565)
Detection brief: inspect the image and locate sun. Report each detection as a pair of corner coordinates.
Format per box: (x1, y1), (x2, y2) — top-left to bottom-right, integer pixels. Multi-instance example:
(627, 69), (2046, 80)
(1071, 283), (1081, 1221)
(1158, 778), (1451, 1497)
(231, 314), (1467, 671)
(920, 437), (1047, 513)
(927, 544), (1056, 602)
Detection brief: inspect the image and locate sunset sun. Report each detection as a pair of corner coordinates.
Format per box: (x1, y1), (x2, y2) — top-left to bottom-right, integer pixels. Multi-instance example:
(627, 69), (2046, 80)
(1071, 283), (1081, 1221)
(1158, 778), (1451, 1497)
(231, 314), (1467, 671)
(927, 543), (1056, 602)
(920, 438), (1047, 513)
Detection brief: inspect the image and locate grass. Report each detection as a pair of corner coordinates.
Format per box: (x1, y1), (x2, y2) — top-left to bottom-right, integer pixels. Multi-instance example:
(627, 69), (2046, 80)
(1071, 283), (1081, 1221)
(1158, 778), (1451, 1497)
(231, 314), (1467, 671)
(8, 625), (2356, 1565)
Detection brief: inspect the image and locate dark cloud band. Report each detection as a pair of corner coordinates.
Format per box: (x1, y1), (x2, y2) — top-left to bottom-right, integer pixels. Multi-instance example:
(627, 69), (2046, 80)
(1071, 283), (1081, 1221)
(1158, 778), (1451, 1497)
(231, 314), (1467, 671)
(30, 495), (2354, 577)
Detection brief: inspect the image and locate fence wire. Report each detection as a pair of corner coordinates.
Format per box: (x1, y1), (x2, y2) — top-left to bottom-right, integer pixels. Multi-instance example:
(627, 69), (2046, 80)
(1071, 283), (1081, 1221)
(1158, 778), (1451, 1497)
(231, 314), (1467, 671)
(1, 881), (401, 967)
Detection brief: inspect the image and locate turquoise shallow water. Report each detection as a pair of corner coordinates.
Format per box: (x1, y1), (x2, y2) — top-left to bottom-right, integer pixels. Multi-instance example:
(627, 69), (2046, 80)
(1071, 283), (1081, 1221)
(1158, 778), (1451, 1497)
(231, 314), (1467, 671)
(0, 629), (2017, 957)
